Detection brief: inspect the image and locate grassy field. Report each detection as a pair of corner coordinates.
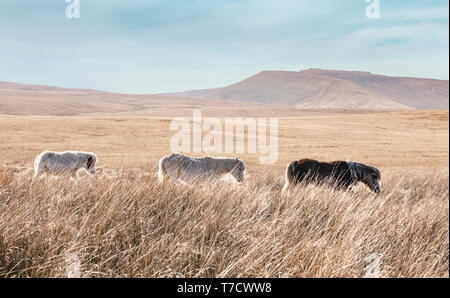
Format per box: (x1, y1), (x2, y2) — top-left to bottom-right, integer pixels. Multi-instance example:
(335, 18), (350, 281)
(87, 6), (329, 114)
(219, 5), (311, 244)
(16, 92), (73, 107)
(0, 166), (448, 277)
(0, 111), (448, 172)
(0, 110), (448, 277)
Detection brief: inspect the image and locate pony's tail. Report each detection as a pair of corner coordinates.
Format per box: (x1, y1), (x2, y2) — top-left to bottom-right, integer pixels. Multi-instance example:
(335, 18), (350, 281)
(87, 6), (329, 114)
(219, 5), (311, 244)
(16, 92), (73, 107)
(158, 156), (167, 185)
(282, 161), (297, 194)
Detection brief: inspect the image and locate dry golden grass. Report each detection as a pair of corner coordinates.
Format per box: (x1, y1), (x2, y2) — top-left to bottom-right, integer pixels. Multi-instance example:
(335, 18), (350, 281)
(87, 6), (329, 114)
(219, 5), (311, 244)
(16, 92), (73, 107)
(0, 166), (448, 278)
(0, 110), (448, 277)
(0, 111), (448, 172)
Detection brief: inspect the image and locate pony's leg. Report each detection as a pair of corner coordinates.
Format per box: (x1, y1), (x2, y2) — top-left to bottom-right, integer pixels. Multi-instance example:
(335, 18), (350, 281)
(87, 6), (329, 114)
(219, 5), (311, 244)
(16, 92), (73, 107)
(158, 174), (168, 187)
(283, 175), (305, 194)
(157, 162), (167, 186)
(69, 170), (80, 183)
(33, 168), (41, 180)
(159, 168), (170, 186)
(33, 171), (45, 181)
(282, 174), (297, 194)
(178, 179), (194, 188)
(33, 162), (47, 179)
(33, 167), (40, 179)
(281, 181), (291, 194)
(160, 166), (176, 187)
(157, 174), (165, 185)
(33, 165), (49, 181)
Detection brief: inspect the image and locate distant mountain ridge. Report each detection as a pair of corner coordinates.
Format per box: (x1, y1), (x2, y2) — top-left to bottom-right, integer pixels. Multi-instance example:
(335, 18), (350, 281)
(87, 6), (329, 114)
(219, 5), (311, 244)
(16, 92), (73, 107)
(0, 68), (448, 115)
(0, 81), (239, 116)
(170, 69), (449, 110)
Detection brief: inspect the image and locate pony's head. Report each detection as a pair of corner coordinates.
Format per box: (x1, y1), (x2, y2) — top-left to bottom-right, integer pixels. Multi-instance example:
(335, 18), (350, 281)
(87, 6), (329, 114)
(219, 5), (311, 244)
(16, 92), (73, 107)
(231, 158), (246, 183)
(85, 154), (98, 175)
(348, 161), (381, 193)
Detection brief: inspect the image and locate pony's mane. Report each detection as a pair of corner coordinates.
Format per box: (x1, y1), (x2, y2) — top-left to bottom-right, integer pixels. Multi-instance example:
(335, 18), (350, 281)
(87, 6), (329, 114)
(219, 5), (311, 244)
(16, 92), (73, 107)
(346, 160), (363, 180)
(199, 156), (242, 161)
(193, 156), (244, 168)
(346, 160), (380, 180)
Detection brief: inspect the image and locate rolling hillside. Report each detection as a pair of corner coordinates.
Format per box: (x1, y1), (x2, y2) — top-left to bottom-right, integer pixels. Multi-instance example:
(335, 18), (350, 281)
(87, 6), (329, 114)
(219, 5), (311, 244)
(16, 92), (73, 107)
(171, 69), (449, 110)
(0, 81), (251, 116)
(1, 69), (448, 115)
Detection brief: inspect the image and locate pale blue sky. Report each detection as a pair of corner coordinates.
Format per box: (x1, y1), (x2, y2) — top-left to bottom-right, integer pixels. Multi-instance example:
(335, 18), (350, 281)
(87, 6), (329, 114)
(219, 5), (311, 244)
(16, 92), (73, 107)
(0, 0), (448, 93)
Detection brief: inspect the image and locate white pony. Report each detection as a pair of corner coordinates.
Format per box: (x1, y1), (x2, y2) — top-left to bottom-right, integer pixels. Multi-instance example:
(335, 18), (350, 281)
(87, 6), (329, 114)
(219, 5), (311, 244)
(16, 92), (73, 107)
(158, 153), (246, 185)
(34, 150), (98, 179)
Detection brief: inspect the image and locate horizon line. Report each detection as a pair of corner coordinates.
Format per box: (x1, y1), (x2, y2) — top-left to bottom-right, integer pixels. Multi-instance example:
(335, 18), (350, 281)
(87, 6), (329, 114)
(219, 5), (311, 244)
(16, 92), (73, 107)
(1, 67), (449, 95)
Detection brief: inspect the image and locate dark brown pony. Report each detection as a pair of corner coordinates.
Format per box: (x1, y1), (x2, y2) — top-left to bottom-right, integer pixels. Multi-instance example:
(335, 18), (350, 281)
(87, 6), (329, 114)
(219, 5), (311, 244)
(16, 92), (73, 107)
(282, 159), (381, 193)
